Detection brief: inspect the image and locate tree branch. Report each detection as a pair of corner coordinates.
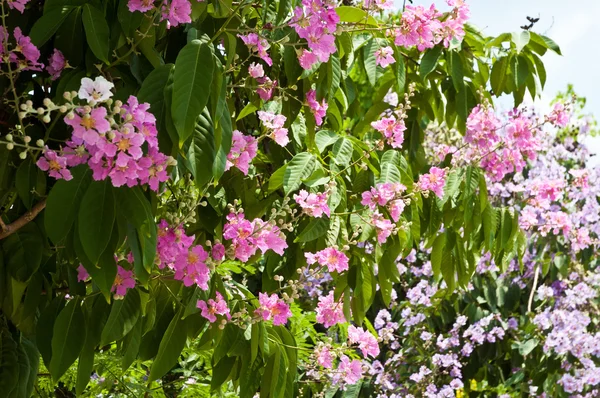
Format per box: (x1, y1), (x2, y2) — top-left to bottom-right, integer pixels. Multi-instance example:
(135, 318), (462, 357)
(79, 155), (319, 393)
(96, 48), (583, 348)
(0, 199), (46, 240)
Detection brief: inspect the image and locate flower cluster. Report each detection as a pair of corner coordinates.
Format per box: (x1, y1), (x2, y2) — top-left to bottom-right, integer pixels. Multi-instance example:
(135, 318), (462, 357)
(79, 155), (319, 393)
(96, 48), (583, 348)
(128, 0), (192, 28)
(374, 46), (396, 68)
(226, 130), (258, 175)
(247, 63), (277, 101)
(290, 0), (339, 70)
(305, 247), (349, 273)
(223, 211), (288, 262)
(294, 189), (330, 218)
(38, 77), (173, 190)
(197, 292), (231, 323)
(76, 263), (136, 299)
(348, 325), (380, 358)
(315, 290), (346, 327)
(415, 167), (447, 198)
(255, 292), (292, 325)
(306, 89), (328, 126)
(361, 182), (407, 222)
(239, 33), (272, 66)
(258, 110), (289, 147)
(0, 27), (43, 71)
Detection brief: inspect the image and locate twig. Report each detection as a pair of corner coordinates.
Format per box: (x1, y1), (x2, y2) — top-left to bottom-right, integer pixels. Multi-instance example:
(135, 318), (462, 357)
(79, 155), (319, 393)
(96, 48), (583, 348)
(527, 263), (540, 313)
(0, 199), (47, 240)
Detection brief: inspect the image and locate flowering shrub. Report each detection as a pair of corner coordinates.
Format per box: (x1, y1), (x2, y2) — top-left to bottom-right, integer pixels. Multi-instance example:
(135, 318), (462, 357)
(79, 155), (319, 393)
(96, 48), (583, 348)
(0, 0), (583, 396)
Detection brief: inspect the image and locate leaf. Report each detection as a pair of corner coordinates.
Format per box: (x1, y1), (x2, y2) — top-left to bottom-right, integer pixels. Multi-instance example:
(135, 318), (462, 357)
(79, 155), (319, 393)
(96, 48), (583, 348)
(315, 130), (338, 153)
(118, 0), (144, 37)
(54, 7), (84, 67)
(2, 223), (43, 282)
(283, 153), (316, 195)
(149, 311), (187, 380)
(430, 233), (446, 279)
(511, 30), (530, 53)
(15, 157), (39, 209)
(78, 180), (116, 264)
(137, 64), (174, 134)
(100, 289), (141, 345)
(363, 39), (378, 86)
(29, 7), (73, 47)
(45, 166), (91, 244)
(183, 108), (216, 188)
(82, 4), (110, 63)
(49, 299), (86, 381)
(377, 162), (401, 184)
(121, 318), (143, 371)
(237, 103), (258, 121)
(332, 137), (354, 166)
(268, 165), (287, 193)
(448, 50), (464, 91)
(36, 297), (65, 368)
(294, 218), (330, 243)
(172, 40), (215, 145)
(77, 297), (109, 395)
(519, 338), (538, 356)
(420, 46), (442, 79)
(540, 35), (561, 55)
(335, 6), (377, 25)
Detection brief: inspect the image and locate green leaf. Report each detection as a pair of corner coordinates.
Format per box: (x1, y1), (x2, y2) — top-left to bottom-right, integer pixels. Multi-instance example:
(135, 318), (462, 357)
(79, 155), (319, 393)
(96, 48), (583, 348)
(45, 166), (91, 244)
(149, 310), (187, 380)
(447, 50), (464, 91)
(15, 157), (42, 209)
(100, 289), (141, 345)
(172, 40), (215, 146)
(332, 137), (354, 166)
(183, 108), (216, 188)
(283, 153), (316, 195)
(121, 318), (143, 371)
(363, 39), (378, 86)
(2, 223), (43, 282)
(431, 233), (445, 278)
(29, 7), (73, 47)
(518, 338), (538, 356)
(0, 327), (18, 393)
(268, 165), (287, 193)
(77, 297), (109, 395)
(237, 102), (258, 121)
(82, 4), (110, 63)
(540, 35), (561, 55)
(377, 162), (401, 184)
(490, 56), (508, 95)
(78, 180), (115, 264)
(294, 218), (330, 243)
(335, 6), (377, 25)
(315, 130), (338, 153)
(36, 297), (65, 368)
(49, 299), (86, 381)
(420, 46), (442, 79)
(118, 0), (144, 37)
(511, 30), (530, 53)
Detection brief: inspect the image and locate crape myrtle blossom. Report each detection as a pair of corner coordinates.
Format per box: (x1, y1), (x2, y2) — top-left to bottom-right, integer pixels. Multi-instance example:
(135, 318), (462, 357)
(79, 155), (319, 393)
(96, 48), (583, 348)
(225, 130), (258, 175)
(315, 290), (345, 327)
(371, 115), (406, 149)
(361, 182), (407, 222)
(78, 76), (115, 103)
(415, 167), (447, 198)
(36, 148), (72, 181)
(255, 292), (292, 325)
(223, 211), (288, 262)
(197, 292), (231, 323)
(6, 0), (31, 13)
(305, 247), (349, 273)
(47, 49), (67, 80)
(3, 27), (44, 71)
(294, 189), (330, 218)
(306, 89), (328, 126)
(258, 110), (289, 146)
(238, 33), (273, 66)
(374, 46), (396, 68)
(347, 325), (380, 358)
(112, 265), (136, 298)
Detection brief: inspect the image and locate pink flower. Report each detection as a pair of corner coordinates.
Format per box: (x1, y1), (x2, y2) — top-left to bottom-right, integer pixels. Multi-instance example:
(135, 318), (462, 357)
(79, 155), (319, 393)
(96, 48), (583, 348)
(226, 130), (258, 175)
(347, 325), (380, 358)
(256, 76), (277, 101)
(547, 102), (570, 127)
(37, 148), (72, 180)
(78, 76), (114, 103)
(294, 189), (330, 218)
(371, 211), (394, 243)
(6, 0), (30, 13)
(137, 149), (171, 191)
(109, 152), (141, 187)
(465, 104), (501, 151)
(306, 89), (327, 126)
(298, 49), (319, 70)
(47, 49), (66, 80)
(371, 116), (406, 148)
(64, 107), (111, 146)
(112, 266), (136, 298)
(388, 199), (405, 222)
(315, 291), (346, 327)
(336, 355), (363, 385)
(77, 265), (89, 282)
(162, 0), (192, 28)
(258, 111), (289, 147)
(364, 0), (393, 11)
(212, 243), (225, 261)
(248, 62), (264, 79)
(239, 33), (272, 66)
(361, 183), (406, 209)
(540, 211), (572, 237)
(255, 292), (292, 326)
(305, 248), (349, 273)
(394, 4), (443, 51)
(128, 0), (155, 12)
(12, 28), (43, 70)
(223, 212), (288, 262)
(374, 46), (395, 67)
(174, 245), (210, 290)
(197, 292), (231, 323)
(416, 167), (447, 198)
(315, 344), (335, 368)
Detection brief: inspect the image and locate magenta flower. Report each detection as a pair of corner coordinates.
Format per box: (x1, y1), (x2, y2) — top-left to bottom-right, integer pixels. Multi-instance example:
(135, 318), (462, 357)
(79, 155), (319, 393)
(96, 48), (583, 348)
(108, 152), (141, 187)
(465, 104), (501, 151)
(315, 290), (346, 328)
(47, 49), (66, 80)
(256, 76), (276, 101)
(37, 148), (72, 181)
(238, 33), (272, 66)
(298, 49), (319, 70)
(6, 0), (31, 13)
(371, 211), (394, 243)
(258, 111), (289, 147)
(315, 344), (335, 368)
(64, 107), (111, 146)
(361, 183), (406, 209)
(77, 265), (89, 282)
(305, 248), (349, 273)
(137, 149), (170, 191)
(294, 189), (330, 218)
(163, 0), (192, 28)
(226, 130), (258, 175)
(336, 355), (363, 385)
(212, 243), (225, 261)
(548, 102), (570, 127)
(174, 245), (210, 290)
(306, 89), (327, 126)
(128, 0), (155, 12)
(78, 76), (114, 103)
(12, 28), (43, 70)
(248, 62), (264, 79)
(394, 4), (443, 51)
(112, 266), (136, 298)
(371, 116), (406, 149)
(416, 167), (447, 198)
(197, 292), (231, 323)
(348, 325), (380, 358)
(375, 46), (395, 68)
(255, 292), (292, 326)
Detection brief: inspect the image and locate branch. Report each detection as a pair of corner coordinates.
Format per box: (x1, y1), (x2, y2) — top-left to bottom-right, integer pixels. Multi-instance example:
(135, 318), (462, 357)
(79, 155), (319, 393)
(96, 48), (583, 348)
(0, 199), (46, 240)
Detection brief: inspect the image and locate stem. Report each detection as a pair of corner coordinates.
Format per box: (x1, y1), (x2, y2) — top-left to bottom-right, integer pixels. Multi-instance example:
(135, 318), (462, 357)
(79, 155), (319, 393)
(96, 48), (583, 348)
(0, 199), (47, 240)
(527, 263), (540, 313)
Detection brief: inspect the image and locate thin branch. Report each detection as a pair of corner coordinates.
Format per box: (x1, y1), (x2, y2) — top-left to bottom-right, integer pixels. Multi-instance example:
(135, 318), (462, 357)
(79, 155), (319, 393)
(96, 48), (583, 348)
(0, 199), (47, 240)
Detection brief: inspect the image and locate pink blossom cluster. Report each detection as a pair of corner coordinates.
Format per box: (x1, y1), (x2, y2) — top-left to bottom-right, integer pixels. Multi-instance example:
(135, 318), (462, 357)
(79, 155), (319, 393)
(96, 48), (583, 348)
(6, 0), (31, 13)
(394, 0), (470, 51)
(223, 212), (288, 262)
(315, 290), (346, 327)
(374, 46), (396, 68)
(255, 292), (292, 325)
(371, 210), (395, 243)
(415, 167), (447, 198)
(361, 182), (407, 222)
(306, 89), (328, 126)
(290, 0), (339, 70)
(305, 247), (349, 273)
(333, 355), (363, 385)
(47, 49), (67, 80)
(547, 102), (570, 127)
(371, 115), (406, 149)
(247, 63), (277, 101)
(225, 130), (258, 175)
(239, 33), (272, 66)
(128, 0), (192, 29)
(41, 77), (172, 190)
(258, 110), (289, 146)
(156, 220), (212, 290)
(0, 27), (43, 71)
(348, 325), (380, 358)
(364, 0), (393, 12)
(294, 189), (330, 218)
(197, 292), (231, 323)
(76, 263), (136, 299)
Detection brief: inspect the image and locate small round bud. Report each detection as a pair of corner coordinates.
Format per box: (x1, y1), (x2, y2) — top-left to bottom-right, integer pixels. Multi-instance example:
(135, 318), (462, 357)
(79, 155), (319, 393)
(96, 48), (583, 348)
(23, 136), (31, 143)
(25, 100), (33, 107)
(20, 104), (27, 110)
(19, 151), (27, 160)
(107, 131), (116, 140)
(66, 111), (75, 120)
(63, 91), (72, 100)
(5, 134), (13, 142)
(18, 112), (27, 120)
(43, 98), (53, 107)
(37, 107), (45, 115)
(42, 115), (51, 123)
(36, 139), (44, 147)
(59, 105), (68, 113)
(6, 143), (14, 150)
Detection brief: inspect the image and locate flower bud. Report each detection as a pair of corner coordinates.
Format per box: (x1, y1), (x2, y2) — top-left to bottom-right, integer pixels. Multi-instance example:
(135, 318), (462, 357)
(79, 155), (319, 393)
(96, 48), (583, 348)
(37, 107), (45, 115)
(66, 111), (75, 120)
(63, 91), (71, 100)
(5, 134), (13, 142)
(43, 115), (51, 123)
(20, 104), (27, 110)
(43, 98), (53, 107)
(59, 105), (68, 113)
(18, 112), (26, 120)
(25, 100), (33, 108)
(36, 139), (44, 147)
(6, 143), (14, 150)
(19, 151), (27, 159)
(23, 136), (31, 143)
